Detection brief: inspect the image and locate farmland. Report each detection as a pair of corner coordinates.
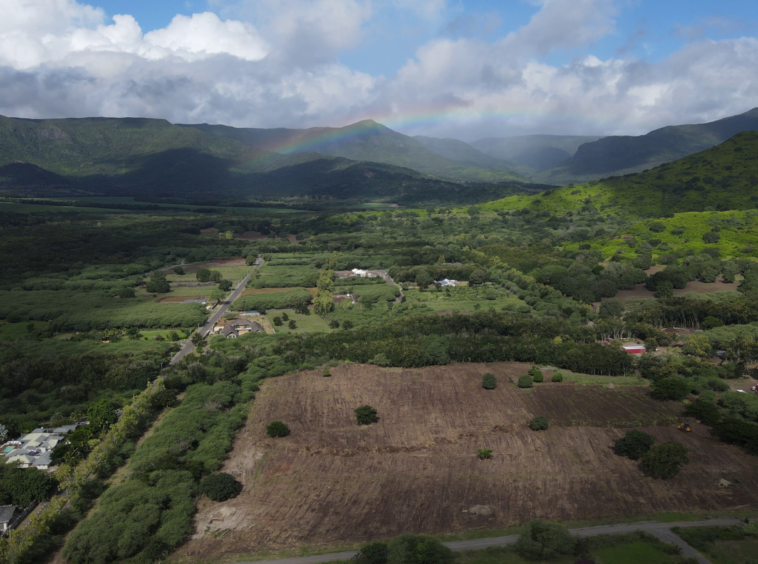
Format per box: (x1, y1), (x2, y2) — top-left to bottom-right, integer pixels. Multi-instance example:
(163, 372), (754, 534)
(175, 362), (758, 561)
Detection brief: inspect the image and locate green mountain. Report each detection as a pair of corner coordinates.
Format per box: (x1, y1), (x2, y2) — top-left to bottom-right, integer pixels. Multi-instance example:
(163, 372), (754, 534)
(482, 132), (758, 218)
(412, 135), (524, 172)
(534, 108), (758, 185)
(0, 115), (536, 206)
(184, 120), (527, 184)
(471, 135), (602, 174)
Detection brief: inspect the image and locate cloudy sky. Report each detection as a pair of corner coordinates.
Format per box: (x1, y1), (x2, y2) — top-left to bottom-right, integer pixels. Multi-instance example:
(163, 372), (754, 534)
(2, 0), (758, 140)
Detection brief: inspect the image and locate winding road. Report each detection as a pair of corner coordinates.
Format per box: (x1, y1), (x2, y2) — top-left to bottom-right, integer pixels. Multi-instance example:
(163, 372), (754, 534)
(170, 257), (263, 365)
(234, 518), (746, 564)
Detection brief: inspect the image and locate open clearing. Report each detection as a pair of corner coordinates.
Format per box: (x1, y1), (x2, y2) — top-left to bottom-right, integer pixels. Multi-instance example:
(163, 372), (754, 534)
(174, 363), (758, 562)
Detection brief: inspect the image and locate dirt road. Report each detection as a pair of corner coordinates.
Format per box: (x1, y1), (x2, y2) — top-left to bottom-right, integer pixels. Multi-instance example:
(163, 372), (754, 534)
(236, 518), (745, 564)
(170, 257), (263, 365)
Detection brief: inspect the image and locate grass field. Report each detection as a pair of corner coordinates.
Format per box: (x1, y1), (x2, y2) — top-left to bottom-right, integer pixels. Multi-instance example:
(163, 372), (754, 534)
(705, 538), (758, 564)
(404, 286), (522, 313)
(591, 541), (678, 564)
(266, 310), (332, 334)
(173, 362), (758, 562)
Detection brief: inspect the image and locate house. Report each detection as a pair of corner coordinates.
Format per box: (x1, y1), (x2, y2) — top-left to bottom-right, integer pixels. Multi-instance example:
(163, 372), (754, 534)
(216, 319), (264, 338)
(622, 344), (646, 354)
(437, 279), (457, 287)
(222, 325), (239, 339)
(0, 506), (19, 533)
(349, 269), (378, 278)
(1, 426), (79, 469)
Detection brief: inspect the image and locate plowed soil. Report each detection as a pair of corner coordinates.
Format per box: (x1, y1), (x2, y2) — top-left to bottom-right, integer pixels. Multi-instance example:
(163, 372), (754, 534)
(174, 363), (758, 562)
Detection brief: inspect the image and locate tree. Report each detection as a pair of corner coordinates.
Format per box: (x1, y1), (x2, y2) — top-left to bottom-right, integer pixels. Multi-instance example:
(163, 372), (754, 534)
(529, 416), (549, 430)
(469, 269), (487, 286)
(518, 375), (533, 388)
(386, 532), (454, 564)
(173, 266), (184, 275)
(682, 334), (712, 359)
(342, 320), (354, 330)
(599, 300), (624, 319)
(640, 441), (689, 479)
(655, 280), (674, 299)
(651, 377), (690, 401)
(415, 270), (433, 289)
(6, 469), (58, 506)
(551, 372), (563, 382)
(313, 293), (334, 315)
(273, 316), (283, 326)
(530, 368), (544, 383)
(88, 399), (118, 432)
(683, 400), (722, 426)
(701, 316), (723, 330)
(355, 405), (378, 425)
(482, 373), (497, 390)
(118, 287), (136, 298)
(329, 319), (340, 329)
(196, 268), (211, 282)
(209, 270), (223, 283)
(515, 520), (575, 560)
(281, 312), (289, 321)
(288, 319), (297, 329)
(266, 421), (290, 437)
(703, 231), (720, 244)
(477, 448), (493, 460)
(218, 279), (232, 291)
(201, 473), (242, 502)
(145, 271), (170, 293)
(353, 542), (388, 564)
(613, 430), (655, 460)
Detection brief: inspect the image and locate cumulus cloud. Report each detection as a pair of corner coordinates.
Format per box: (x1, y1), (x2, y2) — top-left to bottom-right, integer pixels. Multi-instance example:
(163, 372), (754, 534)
(0, 0), (757, 139)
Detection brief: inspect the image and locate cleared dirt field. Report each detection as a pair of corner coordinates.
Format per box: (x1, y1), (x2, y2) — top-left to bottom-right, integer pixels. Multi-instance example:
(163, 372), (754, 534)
(174, 363), (758, 562)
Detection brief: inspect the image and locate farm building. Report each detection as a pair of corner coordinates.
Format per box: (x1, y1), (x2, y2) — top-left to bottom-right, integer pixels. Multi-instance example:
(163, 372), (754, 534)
(622, 344), (647, 354)
(219, 318), (264, 338)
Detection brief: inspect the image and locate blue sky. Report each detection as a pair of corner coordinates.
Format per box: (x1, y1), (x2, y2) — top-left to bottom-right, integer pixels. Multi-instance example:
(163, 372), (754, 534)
(2, 0), (758, 138)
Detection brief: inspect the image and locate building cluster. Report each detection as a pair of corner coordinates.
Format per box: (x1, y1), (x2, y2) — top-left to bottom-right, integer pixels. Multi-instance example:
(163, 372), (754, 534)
(213, 317), (264, 338)
(1, 425), (79, 470)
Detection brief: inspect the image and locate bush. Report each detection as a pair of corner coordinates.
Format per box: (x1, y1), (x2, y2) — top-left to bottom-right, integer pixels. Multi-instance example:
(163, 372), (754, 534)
(515, 520), (575, 560)
(386, 532), (455, 564)
(482, 373), (497, 389)
(649, 222), (666, 233)
(322, 368), (331, 377)
(266, 421), (290, 438)
(640, 441), (689, 479)
(173, 267), (184, 275)
(329, 319), (340, 328)
(518, 375), (533, 388)
(355, 405), (378, 425)
(273, 316), (283, 326)
(612, 430), (655, 460)
(683, 400), (722, 426)
(201, 472), (241, 502)
(118, 288), (136, 298)
(701, 316), (723, 330)
(288, 319), (297, 329)
(218, 279), (232, 291)
(352, 542), (388, 564)
(477, 448), (493, 460)
(599, 300), (624, 319)
(529, 416), (549, 431)
(532, 371), (543, 383)
(196, 268), (211, 282)
(551, 372), (563, 382)
(651, 377), (690, 401)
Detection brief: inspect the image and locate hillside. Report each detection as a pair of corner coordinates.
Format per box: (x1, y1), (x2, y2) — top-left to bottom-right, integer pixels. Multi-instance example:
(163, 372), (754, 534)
(0, 115), (537, 206)
(412, 135), (524, 173)
(481, 131), (758, 218)
(185, 120), (528, 184)
(471, 135), (602, 173)
(534, 107), (758, 184)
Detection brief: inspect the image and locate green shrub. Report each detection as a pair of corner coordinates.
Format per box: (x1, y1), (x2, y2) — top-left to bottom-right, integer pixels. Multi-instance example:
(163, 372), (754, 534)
(518, 375), (533, 388)
(551, 372), (563, 382)
(515, 520), (575, 560)
(482, 373), (497, 390)
(649, 222), (666, 233)
(532, 371), (544, 383)
(272, 316), (283, 326)
(118, 288), (135, 298)
(173, 267), (184, 275)
(529, 416), (549, 431)
(651, 377), (690, 401)
(288, 319), (297, 329)
(196, 268), (211, 282)
(640, 441), (689, 479)
(477, 448), (493, 460)
(266, 421), (290, 438)
(355, 405), (378, 425)
(613, 430), (655, 460)
(386, 532), (454, 564)
(201, 472), (241, 502)
(353, 541), (388, 564)
(322, 368), (331, 377)
(701, 316), (723, 330)
(683, 400), (722, 426)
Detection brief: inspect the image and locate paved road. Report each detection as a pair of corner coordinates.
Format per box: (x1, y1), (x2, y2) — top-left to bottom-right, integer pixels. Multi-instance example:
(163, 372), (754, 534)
(235, 518), (746, 564)
(170, 258), (263, 365)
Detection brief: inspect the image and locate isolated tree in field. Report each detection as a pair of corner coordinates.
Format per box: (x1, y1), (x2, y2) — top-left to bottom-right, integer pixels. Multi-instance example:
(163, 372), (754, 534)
(210, 288), (226, 304)
(281, 312), (289, 321)
(173, 266), (184, 275)
(145, 270), (170, 293)
(415, 269), (433, 289)
(477, 448), (493, 460)
(218, 279), (232, 291)
(551, 372), (563, 382)
(288, 319), (297, 329)
(482, 373), (497, 389)
(518, 374), (533, 388)
(613, 430), (655, 460)
(640, 441), (689, 479)
(529, 416), (549, 431)
(530, 368), (544, 383)
(266, 421), (290, 438)
(386, 532), (455, 564)
(196, 268), (211, 282)
(469, 269), (487, 286)
(272, 316), (283, 326)
(515, 520), (576, 560)
(201, 473), (241, 502)
(355, 405), (378, 425)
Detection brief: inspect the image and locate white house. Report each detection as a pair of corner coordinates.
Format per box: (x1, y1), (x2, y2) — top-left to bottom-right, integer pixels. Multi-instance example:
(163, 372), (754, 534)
(0, 506), (19, 533)
(437, 279), (457, 287)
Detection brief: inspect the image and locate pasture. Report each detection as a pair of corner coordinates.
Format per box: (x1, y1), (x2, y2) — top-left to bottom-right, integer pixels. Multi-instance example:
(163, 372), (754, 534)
(175, 362), (758, 561)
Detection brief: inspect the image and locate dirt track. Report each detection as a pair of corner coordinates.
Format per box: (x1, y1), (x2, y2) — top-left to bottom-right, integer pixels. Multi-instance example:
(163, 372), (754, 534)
(174, 363), (758, 561)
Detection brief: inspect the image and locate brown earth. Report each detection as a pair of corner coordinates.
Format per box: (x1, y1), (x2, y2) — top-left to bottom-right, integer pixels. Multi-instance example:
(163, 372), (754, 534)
(174, 363), (758, 562)
(158, 296), (204, 303)
(241, 288), (298, 295)
(599, 279), (740, 305)
(237, 231), (267, 241)
(179, 258), (246, 275)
